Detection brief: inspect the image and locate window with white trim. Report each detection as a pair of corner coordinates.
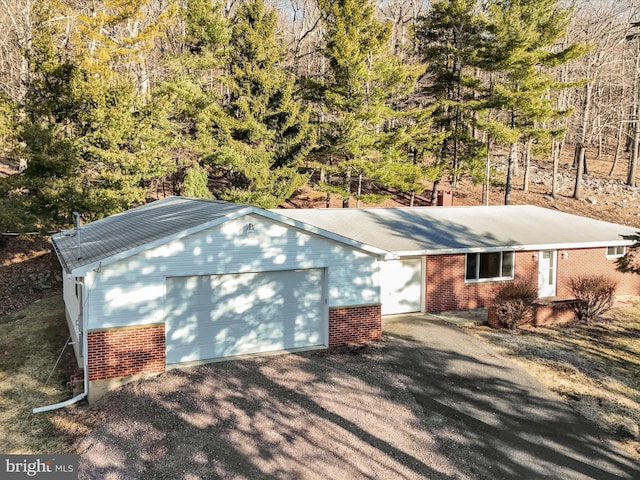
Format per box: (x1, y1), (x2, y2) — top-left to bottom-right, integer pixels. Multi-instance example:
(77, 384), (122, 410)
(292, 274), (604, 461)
(606, 245), (625, 258)
(465, 251), (514, 281)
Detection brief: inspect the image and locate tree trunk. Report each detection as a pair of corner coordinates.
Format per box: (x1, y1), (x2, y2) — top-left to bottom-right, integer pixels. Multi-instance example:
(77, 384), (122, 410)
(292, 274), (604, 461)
(575, 83), (593, 168)
(551, 138), (560, 199)
(342, 170), (351, 208)
(355, 173), (363, 208)
(482, 141), (491, 206)
(628, 47), (640, 187)
(430, 179), (440, 206)
(522, 141), (532, 192)
(504, 142), (517, 205)
(573, 144), (585, 200)
(628, 118), (640, 187)
(610, 106), (624, 176)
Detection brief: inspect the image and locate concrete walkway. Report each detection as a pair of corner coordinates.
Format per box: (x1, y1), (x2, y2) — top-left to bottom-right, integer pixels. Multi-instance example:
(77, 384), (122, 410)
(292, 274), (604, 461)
(382, 313), (640, 480)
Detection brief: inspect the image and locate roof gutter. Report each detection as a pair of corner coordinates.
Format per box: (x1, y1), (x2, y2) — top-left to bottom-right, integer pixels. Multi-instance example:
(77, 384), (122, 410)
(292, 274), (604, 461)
(392, 239), (637, 258)
(32, 276), (88, 413)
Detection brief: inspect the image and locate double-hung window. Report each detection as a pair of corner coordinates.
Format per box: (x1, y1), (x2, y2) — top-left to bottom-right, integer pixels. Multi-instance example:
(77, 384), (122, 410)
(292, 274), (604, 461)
(465, 251), (514, 282)
(606, 245), (625, 258)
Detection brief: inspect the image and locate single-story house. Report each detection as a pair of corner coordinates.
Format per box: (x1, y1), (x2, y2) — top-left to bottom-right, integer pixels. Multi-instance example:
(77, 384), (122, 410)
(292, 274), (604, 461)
(49, 196), (640, 403)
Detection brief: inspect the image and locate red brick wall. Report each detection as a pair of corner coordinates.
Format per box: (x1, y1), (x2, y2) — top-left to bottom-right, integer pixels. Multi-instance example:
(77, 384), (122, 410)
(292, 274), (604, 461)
(87, 324), (165, 381)
(425, 252), (536, 311)
(556, 247), (640, 297)
(423, 249), (640, 312)
(328, 305), (382, 347)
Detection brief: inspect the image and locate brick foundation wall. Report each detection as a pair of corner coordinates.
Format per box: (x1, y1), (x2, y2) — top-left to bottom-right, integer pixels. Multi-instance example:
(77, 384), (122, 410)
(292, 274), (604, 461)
(328, 305), (382, 347)
(87, 324), (165, 381)
(488, 301), (577, 328)
(533, 301), (576, 326)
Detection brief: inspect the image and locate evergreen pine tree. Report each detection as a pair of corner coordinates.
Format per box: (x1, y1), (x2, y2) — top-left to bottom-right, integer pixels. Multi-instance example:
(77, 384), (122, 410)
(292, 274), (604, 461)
(482, 0), (585, 205)
(414, 0), (487, 189)
(209, 0), (315, 207)
(157, 0), (231, 198)
(14, 0), (175, 227)
(309, 0), (434, 207)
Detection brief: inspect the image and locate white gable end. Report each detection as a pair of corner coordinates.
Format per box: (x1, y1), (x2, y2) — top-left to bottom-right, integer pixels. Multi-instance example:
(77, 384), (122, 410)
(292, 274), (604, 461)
(85, 214), (380, 330)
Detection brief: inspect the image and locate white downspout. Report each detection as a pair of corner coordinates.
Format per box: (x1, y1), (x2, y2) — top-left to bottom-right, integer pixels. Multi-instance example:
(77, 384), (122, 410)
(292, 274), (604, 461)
(33, 276), (88, 413)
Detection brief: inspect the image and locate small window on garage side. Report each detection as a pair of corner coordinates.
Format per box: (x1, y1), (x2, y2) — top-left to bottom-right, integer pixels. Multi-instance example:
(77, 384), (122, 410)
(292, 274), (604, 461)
(606, 245), (625, 258)
(465, 251), (514, 282)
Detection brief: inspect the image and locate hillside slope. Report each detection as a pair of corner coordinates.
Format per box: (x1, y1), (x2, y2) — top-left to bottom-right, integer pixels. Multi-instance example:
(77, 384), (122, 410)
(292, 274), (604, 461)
(2, 148), (639, 317)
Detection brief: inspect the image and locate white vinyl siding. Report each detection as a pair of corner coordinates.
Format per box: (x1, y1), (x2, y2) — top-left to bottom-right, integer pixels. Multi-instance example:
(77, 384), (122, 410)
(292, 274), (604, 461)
(165, 269), (325, 363)
(84, 215), (379, 330)
(62, 274), (83, 364)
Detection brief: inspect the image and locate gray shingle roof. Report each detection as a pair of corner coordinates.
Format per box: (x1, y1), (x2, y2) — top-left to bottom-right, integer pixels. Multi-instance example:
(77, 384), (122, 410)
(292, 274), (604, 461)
(273, 205), (639, 254)
(51, 197), (250, 274)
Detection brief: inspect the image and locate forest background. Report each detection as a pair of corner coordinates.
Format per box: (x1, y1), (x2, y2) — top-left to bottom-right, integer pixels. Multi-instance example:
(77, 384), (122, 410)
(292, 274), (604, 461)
(0, 0), (639, 230)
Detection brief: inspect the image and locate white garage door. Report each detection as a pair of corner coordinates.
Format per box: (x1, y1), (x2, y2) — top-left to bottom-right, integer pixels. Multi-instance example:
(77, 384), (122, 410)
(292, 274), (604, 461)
(165, 269), (326, 364)
(380, 258), (422, 315)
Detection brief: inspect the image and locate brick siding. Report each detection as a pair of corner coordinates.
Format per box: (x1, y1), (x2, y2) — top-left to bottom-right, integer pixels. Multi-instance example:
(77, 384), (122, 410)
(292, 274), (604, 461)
(328, 305), (382, 347)
(556, 247), (640, 297)
(87, 324), (165, 381)
(425, 248), (640, 312)
(425, 252), (534, 311)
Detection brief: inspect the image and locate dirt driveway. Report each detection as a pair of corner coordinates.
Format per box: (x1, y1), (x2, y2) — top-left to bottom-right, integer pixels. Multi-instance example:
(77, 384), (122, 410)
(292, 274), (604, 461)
(76, 315), (640, 479)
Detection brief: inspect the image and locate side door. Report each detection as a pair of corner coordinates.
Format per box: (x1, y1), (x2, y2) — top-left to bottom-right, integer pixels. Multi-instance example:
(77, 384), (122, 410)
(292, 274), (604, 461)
(538, 250), (557, 298)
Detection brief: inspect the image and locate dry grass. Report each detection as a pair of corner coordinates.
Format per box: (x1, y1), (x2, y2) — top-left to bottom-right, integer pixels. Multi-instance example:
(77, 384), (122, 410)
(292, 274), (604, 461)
(4, 292), (639, 464)
(470, 299), (640, 460)
(0, 295), (77, 453)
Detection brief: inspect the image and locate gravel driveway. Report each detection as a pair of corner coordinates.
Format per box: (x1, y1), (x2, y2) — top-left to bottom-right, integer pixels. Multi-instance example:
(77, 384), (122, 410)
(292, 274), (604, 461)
(76, 315), (640, 479)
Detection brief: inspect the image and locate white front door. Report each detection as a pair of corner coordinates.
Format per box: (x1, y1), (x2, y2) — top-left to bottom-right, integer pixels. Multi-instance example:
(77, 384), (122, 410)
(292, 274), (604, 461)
(380, 258), (423, 315)
(538, 250), (557, 298)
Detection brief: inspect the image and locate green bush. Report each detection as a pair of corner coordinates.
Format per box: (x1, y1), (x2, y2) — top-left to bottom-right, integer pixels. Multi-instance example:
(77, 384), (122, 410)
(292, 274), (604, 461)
(568, 275), (617, 325)
(493, 280), (538, 329)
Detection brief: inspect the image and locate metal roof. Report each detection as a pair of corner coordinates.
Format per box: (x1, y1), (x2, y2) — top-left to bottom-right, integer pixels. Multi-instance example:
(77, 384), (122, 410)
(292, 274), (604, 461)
(50, 196), (390, 275)
(51, 198), (639, 276)
(273, 205), (639, 255)
(51, 197), (251, 274)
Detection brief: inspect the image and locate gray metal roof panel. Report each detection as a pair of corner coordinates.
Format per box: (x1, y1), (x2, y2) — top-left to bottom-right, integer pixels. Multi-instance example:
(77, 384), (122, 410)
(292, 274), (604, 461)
(273, 205), (638, 253)
(51, 197), (249, 274)
(52, 200), (639, 276)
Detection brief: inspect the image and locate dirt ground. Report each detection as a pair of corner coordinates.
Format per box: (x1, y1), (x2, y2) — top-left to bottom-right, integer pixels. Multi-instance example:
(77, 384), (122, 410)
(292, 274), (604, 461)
(69, 317), (640, 480)
(0, 236), (61, 316)
(73, 347), (465, 480)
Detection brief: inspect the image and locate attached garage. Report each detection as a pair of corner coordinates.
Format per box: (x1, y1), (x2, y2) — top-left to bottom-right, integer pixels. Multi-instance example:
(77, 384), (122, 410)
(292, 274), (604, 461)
(165, 269), (326, 364)
(52, 197), (385, 402)
(379, 258), (423, 315)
